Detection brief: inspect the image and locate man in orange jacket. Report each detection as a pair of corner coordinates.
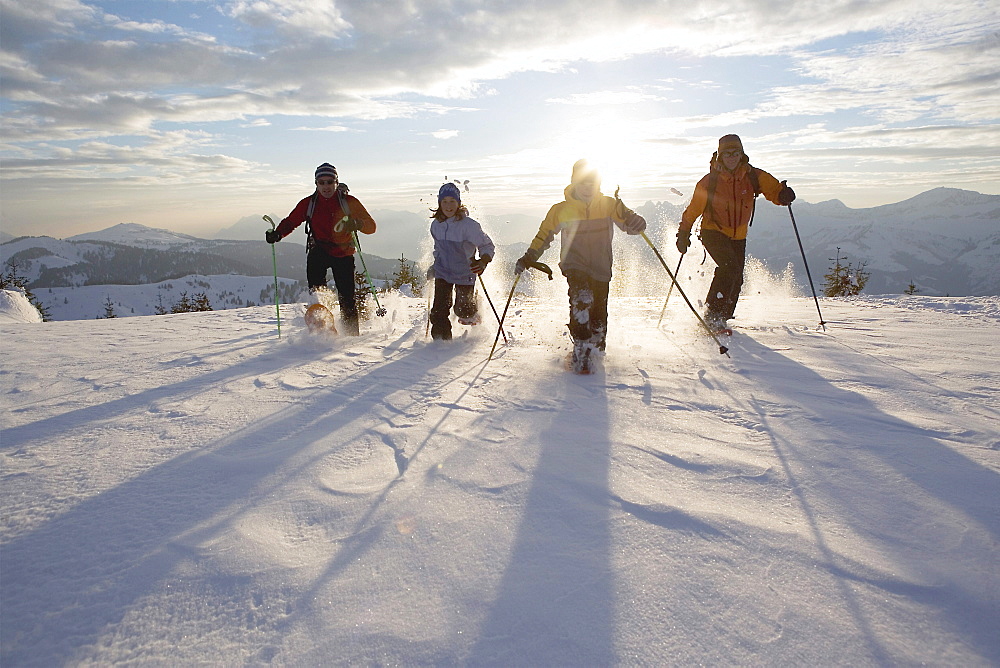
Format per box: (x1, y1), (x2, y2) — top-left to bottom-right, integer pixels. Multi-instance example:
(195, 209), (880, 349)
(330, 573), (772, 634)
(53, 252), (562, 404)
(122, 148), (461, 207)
(266, 163), (377, 335)
(677, 135), (795, 331)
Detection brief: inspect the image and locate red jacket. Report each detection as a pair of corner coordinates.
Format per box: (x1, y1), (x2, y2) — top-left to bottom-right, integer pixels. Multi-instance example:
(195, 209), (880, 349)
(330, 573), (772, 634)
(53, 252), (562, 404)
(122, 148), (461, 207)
(276, 192), (376, 257)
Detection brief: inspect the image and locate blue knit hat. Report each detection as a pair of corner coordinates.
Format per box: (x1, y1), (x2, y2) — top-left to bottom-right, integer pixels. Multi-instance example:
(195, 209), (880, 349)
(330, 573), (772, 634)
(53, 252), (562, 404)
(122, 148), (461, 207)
(438, 182), (461, 205)
(315, 163), (338, 181)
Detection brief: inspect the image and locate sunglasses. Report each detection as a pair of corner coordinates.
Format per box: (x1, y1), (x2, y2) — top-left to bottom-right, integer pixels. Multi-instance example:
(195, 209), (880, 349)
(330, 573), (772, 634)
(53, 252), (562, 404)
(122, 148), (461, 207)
(316, 179), (337, 186)
(720, 150), (742, 159)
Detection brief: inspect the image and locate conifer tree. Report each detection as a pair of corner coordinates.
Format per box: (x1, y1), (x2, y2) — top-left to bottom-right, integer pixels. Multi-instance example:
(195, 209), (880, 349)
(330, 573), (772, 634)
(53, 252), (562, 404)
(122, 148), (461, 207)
(354, 271), (371, 321)
(823, 247), (870, 297)
(1, 261), (51, 321)
(390, 253), (423, 296)
(101, 295), (118, 318)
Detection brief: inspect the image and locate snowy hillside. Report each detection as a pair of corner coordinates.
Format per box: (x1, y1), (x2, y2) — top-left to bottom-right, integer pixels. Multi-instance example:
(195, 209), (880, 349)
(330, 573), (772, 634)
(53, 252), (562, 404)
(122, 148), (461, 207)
(68, 222), (203, 248)
(742, 188), (999, 296)
(2, 276), (998, 665)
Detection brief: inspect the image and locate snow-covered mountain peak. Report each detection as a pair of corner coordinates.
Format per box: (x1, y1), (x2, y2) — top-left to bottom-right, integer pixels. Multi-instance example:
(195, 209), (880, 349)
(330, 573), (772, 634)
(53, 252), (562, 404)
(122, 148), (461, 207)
(68, 223), (201, 248)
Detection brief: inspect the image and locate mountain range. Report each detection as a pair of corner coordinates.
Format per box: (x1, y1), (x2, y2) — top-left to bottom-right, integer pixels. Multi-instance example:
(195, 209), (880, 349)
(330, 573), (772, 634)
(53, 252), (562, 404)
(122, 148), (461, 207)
(1, 188), (997, 320)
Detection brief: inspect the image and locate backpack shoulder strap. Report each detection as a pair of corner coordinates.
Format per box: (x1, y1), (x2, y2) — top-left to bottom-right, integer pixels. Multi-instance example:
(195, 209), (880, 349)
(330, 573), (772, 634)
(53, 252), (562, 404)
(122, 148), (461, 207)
(305, 193), (318, 227)
(337, 191), (351, 217)
(748, 165), (761, 196)
(304, 193), (318, 251)
(747, 165), (761, 226)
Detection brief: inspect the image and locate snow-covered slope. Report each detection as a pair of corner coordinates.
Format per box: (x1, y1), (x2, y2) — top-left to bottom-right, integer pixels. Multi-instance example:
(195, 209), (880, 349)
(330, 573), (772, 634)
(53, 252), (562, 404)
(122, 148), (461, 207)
(2, 280), (997, 665)
(0, 289), (43, 323)
(68, 222), (203, 248)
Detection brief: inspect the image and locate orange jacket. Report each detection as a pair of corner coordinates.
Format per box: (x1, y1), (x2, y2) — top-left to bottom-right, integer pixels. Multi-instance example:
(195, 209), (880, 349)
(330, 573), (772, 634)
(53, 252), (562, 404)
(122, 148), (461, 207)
(680, 158), (783, 241)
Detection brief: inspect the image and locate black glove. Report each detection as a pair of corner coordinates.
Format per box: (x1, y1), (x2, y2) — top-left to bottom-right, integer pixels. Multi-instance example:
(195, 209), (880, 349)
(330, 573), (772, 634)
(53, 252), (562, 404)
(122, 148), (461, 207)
(514, 250), (539, 275)
(778, 183), (796, 206)
(623, 212), (646, 235)
(265, 229), (281, 244)
(675, 229), (691, 254)
(470, 255), (491, 275)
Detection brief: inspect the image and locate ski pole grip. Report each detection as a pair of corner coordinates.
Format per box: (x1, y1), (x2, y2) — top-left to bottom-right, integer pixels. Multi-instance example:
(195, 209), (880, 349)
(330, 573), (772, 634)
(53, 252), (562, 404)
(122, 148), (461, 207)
(529, 261), (553, 280)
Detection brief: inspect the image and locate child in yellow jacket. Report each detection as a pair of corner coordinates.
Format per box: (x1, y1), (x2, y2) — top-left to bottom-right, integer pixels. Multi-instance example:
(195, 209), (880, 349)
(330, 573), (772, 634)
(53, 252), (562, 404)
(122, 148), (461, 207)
(514, 160), (646, 372)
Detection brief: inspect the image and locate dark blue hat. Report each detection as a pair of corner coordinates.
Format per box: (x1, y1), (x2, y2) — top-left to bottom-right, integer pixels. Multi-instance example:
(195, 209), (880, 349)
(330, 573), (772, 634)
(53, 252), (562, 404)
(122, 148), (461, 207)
(438, 182), (461, 205)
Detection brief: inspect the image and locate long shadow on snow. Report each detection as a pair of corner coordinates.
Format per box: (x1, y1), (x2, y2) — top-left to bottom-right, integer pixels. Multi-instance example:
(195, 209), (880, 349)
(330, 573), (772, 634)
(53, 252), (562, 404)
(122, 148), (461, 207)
(467, 367), (615, 665)
(729, 332), (1000, 663)
(0, 335), (467, 666)
(0, 330), (283, 451)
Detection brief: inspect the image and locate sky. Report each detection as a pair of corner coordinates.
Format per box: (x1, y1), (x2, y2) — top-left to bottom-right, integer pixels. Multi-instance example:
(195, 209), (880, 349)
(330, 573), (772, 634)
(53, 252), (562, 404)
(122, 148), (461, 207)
(2, 283), (999, 664)
(1, 0), (998, 241)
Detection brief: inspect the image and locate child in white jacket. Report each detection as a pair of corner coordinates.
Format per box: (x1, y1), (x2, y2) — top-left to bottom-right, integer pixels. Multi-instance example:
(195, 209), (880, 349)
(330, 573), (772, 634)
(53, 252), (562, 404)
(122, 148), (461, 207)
(428, 183), (495, 340)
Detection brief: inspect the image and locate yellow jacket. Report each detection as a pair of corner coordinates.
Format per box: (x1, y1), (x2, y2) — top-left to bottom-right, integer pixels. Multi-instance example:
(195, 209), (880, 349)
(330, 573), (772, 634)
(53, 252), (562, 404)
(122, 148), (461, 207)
(527, 185), (634, 282)
(680, 159), (783, 241)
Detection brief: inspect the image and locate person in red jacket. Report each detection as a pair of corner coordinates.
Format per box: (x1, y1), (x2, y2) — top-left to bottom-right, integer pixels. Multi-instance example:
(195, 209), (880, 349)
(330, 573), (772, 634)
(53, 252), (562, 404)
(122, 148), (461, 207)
(676, 135), (795, 331)
(266, 163), (377, 335)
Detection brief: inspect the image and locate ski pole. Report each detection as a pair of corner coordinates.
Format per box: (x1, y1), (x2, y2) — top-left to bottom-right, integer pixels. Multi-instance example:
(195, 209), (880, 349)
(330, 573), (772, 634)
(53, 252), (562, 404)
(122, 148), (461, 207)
(656, 253), (684, 327)
(787, 199), (826, 330)
(640, 232), (729, 356)
(352, 231), (387, 317)
(479, 275), (507, 344)
(489, 275), (520, 360)
(262, 215), (281, 338)
(487, 261), (552, 360)
(425, 289), (431, 337)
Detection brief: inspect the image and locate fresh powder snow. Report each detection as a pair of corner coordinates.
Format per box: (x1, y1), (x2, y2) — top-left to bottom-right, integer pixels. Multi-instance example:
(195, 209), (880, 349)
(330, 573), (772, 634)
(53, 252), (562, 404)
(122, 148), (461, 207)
(1, 273), (998, 665)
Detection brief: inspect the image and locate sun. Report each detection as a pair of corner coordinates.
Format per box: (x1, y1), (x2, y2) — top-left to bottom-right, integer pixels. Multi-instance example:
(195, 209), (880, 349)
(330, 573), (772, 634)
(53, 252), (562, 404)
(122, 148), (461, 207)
(552, 108), (648, 198)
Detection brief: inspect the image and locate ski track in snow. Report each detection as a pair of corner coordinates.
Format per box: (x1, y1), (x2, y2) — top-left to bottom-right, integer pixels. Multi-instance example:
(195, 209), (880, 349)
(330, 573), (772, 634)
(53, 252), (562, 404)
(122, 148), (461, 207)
(1, 290), (999, 666)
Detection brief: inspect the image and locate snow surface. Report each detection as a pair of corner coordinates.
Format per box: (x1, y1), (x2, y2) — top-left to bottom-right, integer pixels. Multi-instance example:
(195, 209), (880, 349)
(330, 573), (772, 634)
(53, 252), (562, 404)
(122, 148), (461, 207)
(1, 276), (998, 665)
(0, 290), (42, 324)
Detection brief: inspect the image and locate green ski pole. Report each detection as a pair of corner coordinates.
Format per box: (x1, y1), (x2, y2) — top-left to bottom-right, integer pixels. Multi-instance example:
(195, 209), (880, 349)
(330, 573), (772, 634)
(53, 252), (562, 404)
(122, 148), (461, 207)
(262, 215), (281, 338)
(352, 231), (387, 317)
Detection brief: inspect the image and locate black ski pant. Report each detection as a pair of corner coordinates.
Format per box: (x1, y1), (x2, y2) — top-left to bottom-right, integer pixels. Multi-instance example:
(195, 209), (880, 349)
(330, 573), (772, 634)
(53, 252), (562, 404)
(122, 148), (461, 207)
(700, 230), (746, 324)
(430, 278), (477, 340)
(307, 248), (359, 334)
(565, 270), (609, 350)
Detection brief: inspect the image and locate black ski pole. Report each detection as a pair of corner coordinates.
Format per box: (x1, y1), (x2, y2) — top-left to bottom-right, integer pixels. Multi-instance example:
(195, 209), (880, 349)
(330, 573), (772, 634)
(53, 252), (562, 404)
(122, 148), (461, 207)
(656, 253), (684, 327)
(786, 200), (826, 330)
(488, 262), (552, 360)
(478, 275), (507, 344)
(640, 232), (729, 356)
(489, 275), (520, 360)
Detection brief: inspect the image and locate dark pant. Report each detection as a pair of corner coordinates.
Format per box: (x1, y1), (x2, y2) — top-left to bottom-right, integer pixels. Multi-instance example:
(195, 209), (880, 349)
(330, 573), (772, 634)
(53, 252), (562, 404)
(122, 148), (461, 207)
(430, 279), (477, 340)
(307, 248), (358, 333)
(700, 229), (746, 324)
(565, 270), (609, 350)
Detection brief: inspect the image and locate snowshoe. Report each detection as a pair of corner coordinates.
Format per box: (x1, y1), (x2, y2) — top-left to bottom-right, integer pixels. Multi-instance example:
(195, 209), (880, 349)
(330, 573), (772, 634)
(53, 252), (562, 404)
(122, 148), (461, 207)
(568, 341), (595, 374)
(304, 303), (338, 334)
(457, 312), (481, 326)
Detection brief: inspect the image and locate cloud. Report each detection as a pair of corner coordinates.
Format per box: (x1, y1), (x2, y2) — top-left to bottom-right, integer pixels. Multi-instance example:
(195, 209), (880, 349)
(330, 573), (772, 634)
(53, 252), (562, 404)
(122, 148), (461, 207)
(224, 0), (351, 38)
(292, 124), (350, 132)
(1, 0), (997, 213)
(546, 90), (668, 106)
